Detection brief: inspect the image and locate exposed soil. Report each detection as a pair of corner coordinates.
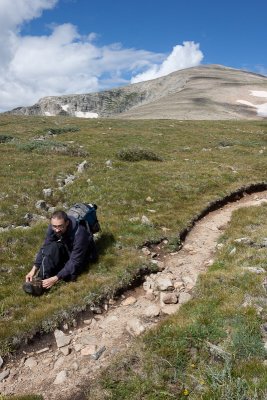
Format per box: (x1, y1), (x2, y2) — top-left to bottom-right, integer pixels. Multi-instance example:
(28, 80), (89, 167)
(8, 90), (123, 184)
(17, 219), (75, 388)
(1, 190), (267, 399)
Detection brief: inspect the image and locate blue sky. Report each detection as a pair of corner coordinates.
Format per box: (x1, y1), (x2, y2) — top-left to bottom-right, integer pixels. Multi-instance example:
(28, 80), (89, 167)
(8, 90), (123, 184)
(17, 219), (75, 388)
(0, 0), (266, 111)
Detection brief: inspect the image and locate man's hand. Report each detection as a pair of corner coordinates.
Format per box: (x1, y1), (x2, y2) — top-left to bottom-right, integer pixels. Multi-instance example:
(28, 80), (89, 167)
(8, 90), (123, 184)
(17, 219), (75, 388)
(42, 276), (59, 289)
(25, 266), (38, 282)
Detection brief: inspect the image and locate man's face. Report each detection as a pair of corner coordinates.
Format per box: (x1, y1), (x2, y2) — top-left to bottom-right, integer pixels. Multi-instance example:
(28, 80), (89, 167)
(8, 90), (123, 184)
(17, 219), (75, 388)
(51, 217), (69, 236)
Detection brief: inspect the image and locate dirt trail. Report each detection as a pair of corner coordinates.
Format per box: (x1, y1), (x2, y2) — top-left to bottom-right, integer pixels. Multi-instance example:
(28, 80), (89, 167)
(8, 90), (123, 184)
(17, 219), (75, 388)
(1, 191), (267, 399)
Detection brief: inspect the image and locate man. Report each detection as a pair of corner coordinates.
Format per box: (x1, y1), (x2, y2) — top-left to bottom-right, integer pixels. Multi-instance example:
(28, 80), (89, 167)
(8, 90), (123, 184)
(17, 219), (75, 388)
(23, 210), (95, 295)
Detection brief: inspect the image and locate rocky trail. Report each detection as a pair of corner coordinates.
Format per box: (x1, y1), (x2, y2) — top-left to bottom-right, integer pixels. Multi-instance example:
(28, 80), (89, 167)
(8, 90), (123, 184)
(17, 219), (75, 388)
(1, 191), (267, 400)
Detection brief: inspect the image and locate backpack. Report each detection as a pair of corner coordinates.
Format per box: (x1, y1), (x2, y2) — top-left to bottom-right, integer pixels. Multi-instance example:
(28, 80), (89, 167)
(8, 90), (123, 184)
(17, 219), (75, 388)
(67, 203), (100, 234)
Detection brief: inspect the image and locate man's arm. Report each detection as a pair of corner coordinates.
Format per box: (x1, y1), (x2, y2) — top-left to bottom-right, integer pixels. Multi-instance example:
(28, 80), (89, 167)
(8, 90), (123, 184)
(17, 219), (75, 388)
(56, 226), (90, 280)
(25, 265), (38, 282)
(42, 275), (59, 289)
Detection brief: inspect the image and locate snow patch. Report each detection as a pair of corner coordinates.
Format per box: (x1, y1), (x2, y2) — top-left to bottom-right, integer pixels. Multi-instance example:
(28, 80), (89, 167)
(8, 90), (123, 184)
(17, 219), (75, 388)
(250, 91), (267, 98)
(237, 91), (267, 117)
(44, 111), (55, 116)
(61, 104), (70, 111)
(74, 111), (98, 118)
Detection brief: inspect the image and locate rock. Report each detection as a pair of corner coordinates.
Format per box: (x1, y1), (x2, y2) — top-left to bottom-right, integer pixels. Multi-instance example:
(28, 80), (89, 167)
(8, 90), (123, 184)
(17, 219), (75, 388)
(81, 345), (97, 356)
(155, 276), (174, 291)
(174, 281), (184, 290)
(144, 304), (161, 317)
(0, 369), (10, 382)
(54, 370), (68, 385)
(42, 188), (53, 197)
(161, 292), (178, 304)
(83, 319), (92, 325)
(121, 296), (137, 306)
(60, 346), (71, 356)
(77, 160), (88, 173)
(91, 346), (106, 360)
(244, 267), (266, 274)
(78, 334), (97, 346)
(178, 292), (192, 304)
(161, 304), (180, 315)
(229, 247), (236, 255)
(105, 160), (112, 168)
(129, 216), (140, 222)
(35, 200), (48, 211)
(0, 356), (3, 368)
(24, 357), (38, 369)
(54, 329), (72, 348)
(146, 196), (153, 202)
(234, 237), (252, 244)
(141, 215), (151, 225)
(35, 347), (49, 355)
(206, 341), (231, 360)
(141, 247), (151, 256)
(53, 356), (65, 370)
(64, 174), (76, 185)
(150, 260), (165, 271)
(126, 318), (145, 337)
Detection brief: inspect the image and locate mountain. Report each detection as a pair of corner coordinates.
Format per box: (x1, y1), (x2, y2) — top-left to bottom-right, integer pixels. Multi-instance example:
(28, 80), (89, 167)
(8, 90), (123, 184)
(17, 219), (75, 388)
(6, 64), (267, 120)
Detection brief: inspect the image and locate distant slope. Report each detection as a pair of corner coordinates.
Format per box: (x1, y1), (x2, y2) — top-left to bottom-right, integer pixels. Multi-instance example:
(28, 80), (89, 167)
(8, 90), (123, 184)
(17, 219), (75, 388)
(6, 64), (267, 120)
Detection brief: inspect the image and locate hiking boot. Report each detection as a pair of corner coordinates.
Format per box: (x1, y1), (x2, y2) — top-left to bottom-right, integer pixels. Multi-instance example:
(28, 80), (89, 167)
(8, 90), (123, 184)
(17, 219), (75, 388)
(23, 277), (44, 296)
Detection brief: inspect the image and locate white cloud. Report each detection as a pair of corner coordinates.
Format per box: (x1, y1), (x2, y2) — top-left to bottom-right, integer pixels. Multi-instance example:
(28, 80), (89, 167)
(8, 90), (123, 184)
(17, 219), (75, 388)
(131, 42), (204, 84)
(0, 1), (204, 112)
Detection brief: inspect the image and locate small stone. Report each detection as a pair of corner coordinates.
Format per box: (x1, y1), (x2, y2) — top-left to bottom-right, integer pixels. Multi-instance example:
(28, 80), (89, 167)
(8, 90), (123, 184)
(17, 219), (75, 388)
(54, 329), (71, 348)
(60, 346), (71, 356)
(81, 345), (97, 356)
(77, 160), (88, 173)
(126, 318), (145, 337)
(121, 296), (137, 306)
(36, 347), (49, 355)
(161, 304), (180, 315)
(244, 267), (265, 274)
(141, 215), (151, 225)
(0, 369), (10, 382)
(229, 247), (236, 256)
(35, 200), (47, 211)
(24, 357), (38, 369)
(0, 356), (3, 368)
(161, 292), (178, 304)
(155, 276), (174, 291)
(174, 281), (184, 290)
(42, 188), (53, 197)
(178, 292), (192, 304)
(142, 247), (151, 256)
(146, 196), (153, 202)
(105, 160), (112, 168)
(54, 370), (68, 385)
(144, 304), (161, 317)
(83, 319), (92, 325)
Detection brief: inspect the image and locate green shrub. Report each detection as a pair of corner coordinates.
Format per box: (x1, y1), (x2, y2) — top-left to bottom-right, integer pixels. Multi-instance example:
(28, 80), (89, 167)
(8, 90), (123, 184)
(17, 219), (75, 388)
(0, 134), (14, 143)
(46, 126), (80, 135)
(117, 147), (163, 162)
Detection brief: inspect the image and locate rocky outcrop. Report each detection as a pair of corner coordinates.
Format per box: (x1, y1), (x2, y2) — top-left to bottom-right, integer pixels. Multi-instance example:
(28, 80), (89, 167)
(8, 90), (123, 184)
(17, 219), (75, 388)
(6, 64), (267, 120)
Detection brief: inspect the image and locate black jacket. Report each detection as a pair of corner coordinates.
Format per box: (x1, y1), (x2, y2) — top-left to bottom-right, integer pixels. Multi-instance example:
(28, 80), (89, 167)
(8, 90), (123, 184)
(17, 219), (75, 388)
(35, 216), (91, 280)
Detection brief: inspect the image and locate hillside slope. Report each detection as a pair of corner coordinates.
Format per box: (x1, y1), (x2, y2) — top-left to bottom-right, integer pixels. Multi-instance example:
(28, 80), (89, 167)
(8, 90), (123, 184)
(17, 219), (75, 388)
(6, 64), (267, 120)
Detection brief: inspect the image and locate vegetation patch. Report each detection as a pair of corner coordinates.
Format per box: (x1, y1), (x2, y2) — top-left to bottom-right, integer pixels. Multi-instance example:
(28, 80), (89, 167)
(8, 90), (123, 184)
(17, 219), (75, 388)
(16, 140), (88, 157)
(117, 146), (163, 161)
(0, 134), (14, 143)
(45, 126), (80, 135)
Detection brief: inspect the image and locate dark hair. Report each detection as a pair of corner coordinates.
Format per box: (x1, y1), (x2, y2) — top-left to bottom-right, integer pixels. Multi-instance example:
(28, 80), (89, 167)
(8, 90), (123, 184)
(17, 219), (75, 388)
(51, 210), (68, 222)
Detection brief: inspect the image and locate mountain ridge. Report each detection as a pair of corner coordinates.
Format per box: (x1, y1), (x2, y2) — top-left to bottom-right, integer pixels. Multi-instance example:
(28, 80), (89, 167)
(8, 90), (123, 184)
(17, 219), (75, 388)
(5, 64), (267, 119)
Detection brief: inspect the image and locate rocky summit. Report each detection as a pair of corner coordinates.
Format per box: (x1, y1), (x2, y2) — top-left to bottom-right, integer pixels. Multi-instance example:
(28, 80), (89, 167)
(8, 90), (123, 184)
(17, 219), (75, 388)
(6, 64), (267, 120)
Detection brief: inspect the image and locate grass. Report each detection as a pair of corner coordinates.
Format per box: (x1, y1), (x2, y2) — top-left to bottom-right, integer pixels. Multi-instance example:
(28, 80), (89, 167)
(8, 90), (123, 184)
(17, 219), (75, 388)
(0, 116), (267, 394)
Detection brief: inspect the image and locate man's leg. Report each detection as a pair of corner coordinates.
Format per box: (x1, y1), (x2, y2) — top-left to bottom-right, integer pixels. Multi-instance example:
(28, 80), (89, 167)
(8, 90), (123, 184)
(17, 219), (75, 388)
(38, 241), (69, 279)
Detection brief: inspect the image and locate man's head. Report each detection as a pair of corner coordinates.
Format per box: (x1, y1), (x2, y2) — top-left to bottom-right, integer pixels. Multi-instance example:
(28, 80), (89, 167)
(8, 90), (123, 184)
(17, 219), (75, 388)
(51, 210), (69, 236)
